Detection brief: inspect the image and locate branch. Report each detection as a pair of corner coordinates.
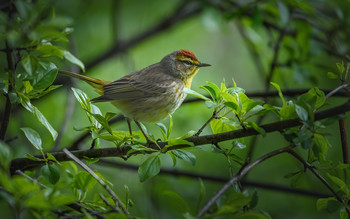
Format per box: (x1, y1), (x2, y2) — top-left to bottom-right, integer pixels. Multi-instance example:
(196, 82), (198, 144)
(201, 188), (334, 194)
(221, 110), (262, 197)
(0, 42), (14, 141)
(287, 150), (350, 216)
(85, 1), (202, 70)
(99, 159), (330, 198)
(62, 149), (131, 218)
(197, 144), (296, 217)
(10, 101), (350, 173)
(338, 118), (349, 164)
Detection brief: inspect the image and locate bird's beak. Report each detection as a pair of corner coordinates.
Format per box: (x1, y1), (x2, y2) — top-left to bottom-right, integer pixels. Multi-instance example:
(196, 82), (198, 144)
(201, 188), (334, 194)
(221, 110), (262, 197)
(197, 62), (211, 67)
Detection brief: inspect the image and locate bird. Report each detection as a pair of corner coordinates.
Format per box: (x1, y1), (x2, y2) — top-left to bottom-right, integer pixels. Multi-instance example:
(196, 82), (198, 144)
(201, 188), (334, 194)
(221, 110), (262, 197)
(59, 49), (210, 143)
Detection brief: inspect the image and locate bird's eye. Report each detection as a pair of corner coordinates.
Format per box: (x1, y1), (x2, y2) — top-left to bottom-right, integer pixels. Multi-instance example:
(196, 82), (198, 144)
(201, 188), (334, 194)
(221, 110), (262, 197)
(183, 60), (192, 66)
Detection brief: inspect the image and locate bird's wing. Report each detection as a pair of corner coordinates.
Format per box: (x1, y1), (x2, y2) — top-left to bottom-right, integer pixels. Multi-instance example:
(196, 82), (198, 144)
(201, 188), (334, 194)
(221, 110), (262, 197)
(92, 64), (177, 102)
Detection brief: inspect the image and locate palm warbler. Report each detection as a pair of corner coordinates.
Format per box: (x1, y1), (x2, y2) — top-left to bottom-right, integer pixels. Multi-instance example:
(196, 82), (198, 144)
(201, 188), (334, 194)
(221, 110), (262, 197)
(59, 49), (210, 140)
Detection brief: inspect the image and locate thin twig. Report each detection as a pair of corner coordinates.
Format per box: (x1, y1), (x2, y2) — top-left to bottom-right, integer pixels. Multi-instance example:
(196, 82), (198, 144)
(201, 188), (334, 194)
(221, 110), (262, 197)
(287, 150), (350, 216)
(62, 148), (131, 218)
(98, 159), (330, 198)
(325, 84), (349, 100)
(197, 144), (296, 217)
(99, 193), (120, 213)
(195, 106), (225, 136)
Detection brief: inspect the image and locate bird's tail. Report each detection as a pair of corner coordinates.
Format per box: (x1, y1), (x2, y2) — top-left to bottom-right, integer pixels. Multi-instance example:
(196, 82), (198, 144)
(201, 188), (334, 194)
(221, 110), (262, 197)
(58, 70), (111, 95)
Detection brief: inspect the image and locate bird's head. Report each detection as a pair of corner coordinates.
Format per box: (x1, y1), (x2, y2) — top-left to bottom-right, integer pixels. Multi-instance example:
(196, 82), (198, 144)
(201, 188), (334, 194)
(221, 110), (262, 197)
(161, 49), (211, 88)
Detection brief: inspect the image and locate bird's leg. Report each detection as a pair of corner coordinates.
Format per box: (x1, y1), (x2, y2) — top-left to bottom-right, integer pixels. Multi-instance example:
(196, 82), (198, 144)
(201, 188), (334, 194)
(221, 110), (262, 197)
(134, 120), (152, 145)
(126, 118), (134, 144)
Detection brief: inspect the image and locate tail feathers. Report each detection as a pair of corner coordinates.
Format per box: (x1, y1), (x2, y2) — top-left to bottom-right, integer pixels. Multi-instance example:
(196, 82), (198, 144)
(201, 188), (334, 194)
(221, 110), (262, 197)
(59, 70), (111, 95)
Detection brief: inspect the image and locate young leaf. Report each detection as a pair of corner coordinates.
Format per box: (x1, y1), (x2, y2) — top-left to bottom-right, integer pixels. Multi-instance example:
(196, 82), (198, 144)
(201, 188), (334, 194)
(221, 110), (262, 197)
(162, 190), (190, 213)
(156, 122), (168, 141)
(167, 114), (173, 140)
(183, 88), (210, 101)
(295, 104), (308, 121)
(41, 164), (60, 184)
(19, 95), (58, 140)
(21, 127), (42, 151)
(73, 171), (97, 191)
(63, 50), (85, 72)
(138, 155), (161, 182)
(248, 121), (266, 137)
(32, 63), (58, 90)
(166, 139), (194, 147)
(271, 82), (286, 106)
(172, 149), (196, 165)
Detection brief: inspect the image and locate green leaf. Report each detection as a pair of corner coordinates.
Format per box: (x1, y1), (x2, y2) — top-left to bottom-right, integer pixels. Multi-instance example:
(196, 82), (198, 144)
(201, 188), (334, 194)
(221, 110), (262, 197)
(280, 104), (296, 120)
(210, 118), (237, 134)
(312, 133), (329, 161)
(19, 94), (58, 140)
(23, 81), (33, 93)
(246, 101), (264, 113)
(248, 121), (266, 137)
(138, 155), (161, 182)
(32, 63), (58, 90)
(51, 194), (76, 206)
(83, 156), (99, 165)
(156, 122), (167, 141)
(200, 85), (217, 101)
(33, 106), (58, 140)
(71, 87), (90, 110)
(172, 149), (196, 165)
(73, 171), (96, 190)
(89, 111), (111, 134)
(63, 50), (85, 72)
(295, 104), (308, 121)
(317, 197), (342, 213)
(166, 139), (194, 147)
(298, 87), (325, 109)
(271, 82), (285, 106)
(21, 54), (38, 76)
(41, 164), (60, 184)
(168, 114), (173, 140)
(326, 174), (349, 197)
(162, 190), (190, 213)
(36, 44), (64, 58)
(0, 141), (12, 170)
(21, 127), (42, 151)
(25, 153), (44, 161)
(327, 72), (339, 79)
(46, 153), (60, 164)
(183, 88), (210, 101)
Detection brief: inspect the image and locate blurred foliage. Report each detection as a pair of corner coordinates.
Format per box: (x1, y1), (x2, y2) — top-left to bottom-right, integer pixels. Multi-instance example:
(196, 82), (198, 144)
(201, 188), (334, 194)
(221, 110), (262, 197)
(1, 0), (350, 218)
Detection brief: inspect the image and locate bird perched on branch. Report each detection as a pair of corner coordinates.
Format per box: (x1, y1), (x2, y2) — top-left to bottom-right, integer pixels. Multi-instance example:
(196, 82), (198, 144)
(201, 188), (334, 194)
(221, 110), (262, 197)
(59, 49), (210, 143)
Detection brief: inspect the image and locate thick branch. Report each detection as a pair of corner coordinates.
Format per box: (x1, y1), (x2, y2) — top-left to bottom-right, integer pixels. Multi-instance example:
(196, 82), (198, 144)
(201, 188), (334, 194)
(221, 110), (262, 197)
(10, 101), (350, 173)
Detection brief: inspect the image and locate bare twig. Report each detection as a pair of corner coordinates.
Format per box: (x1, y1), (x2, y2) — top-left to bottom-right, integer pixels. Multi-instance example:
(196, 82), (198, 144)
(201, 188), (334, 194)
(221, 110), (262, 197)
(197, 144), (296, 217)
(287, 150), (350, 216)
(62, 148), (131, 218)
(195, 106), (225, 136)
(325, 84), (349, 100)
(99, 193), (120, 213)
(99, 159), (330, 198)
